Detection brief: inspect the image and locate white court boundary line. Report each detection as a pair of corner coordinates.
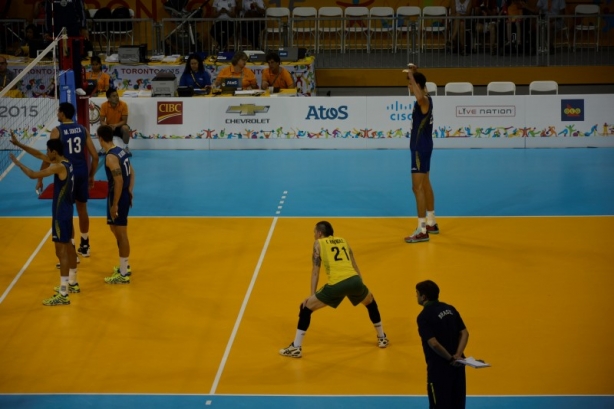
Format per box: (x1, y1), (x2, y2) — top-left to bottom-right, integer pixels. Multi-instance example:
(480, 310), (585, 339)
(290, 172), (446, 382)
(209, 216), (279, 394)
(0, 229), (51, 305)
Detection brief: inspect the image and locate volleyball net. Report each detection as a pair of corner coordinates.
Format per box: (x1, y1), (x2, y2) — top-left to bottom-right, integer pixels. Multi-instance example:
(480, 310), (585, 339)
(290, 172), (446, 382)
(0, 34), (66, 181)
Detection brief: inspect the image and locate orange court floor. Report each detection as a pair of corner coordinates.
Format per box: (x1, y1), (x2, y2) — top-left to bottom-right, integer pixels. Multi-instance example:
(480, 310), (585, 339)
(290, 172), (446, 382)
(1, 216), (613, 398)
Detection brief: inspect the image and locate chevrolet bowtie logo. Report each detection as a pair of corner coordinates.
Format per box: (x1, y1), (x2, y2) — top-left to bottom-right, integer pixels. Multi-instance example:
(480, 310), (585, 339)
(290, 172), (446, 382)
(226, 104), (270, 116)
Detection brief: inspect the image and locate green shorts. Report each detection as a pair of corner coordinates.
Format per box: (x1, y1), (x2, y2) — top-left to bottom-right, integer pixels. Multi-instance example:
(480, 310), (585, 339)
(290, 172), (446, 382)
(315, 275), (369, 309)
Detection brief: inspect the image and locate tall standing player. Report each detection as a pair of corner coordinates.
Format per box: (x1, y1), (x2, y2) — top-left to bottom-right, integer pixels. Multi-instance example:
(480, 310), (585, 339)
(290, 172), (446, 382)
(404, 64), (439, 244)
(41, 102), (99, 260)
(10, 136), (79, 305)
(97, 125), (135, 284)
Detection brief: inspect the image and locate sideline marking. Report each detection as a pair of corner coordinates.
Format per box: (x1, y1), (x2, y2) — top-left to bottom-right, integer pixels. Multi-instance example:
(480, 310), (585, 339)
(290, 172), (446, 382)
(0, 228), (51, 305)
(209, 193), (287, 394)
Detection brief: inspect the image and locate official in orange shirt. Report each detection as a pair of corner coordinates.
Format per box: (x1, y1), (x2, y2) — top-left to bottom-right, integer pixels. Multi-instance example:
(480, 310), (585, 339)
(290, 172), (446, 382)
(261, 51), (295, 91)
(86, 56), (111, 94)
(99, 89), (132, 155)
(214, 51), (257, 90)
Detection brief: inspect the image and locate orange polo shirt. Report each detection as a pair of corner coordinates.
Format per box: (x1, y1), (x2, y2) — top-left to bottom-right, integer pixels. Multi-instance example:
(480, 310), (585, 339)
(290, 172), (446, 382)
(261, 67), (294, 89)
(100, 100), (129, 125)
(217, 66), (258, 89)
(86, 71), (111, 93)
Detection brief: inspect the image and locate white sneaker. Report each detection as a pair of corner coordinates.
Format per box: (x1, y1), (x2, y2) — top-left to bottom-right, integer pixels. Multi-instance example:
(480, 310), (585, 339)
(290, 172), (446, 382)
(378, 335), (389, 348)
(279, 343), (302, 358)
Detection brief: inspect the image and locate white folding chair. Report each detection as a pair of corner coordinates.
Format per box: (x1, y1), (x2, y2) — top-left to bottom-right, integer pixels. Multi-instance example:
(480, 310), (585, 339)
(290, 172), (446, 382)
(344, 6), (370, 52)
(369, 6), (395, 51)
(264, 7), (291, 49)
(426, 81), (438, 95)
(317, 6), (344, 52)
(422, 6), (447, 51)
(573, 4), (600, 51)
(292, 7), (317, 52)
(445, 82), (474, 95)
(395, 6), (421, 53)
(529, 80), (558, 94)
(409, 81), (437, 96)
(487, 81), (516, 95)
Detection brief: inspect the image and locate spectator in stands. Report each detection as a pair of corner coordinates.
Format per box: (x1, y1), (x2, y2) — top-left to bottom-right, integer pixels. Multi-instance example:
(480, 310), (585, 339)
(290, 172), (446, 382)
(33, 1), (46, 27)
(240, 0), (265, 50)
(214, 51), (257, 90)
(449, 0), (478, 55)
(210, 0), (237, 51)
(505, 0), (525, 51)
(534, 0), (566, 53)
(179, 54), (211, 90)
(261, 51), (294, 90)
(0, 56), (16, 92)
(100, 89), (132, 156)
(45, 0), (88, 39)
(85, 56), (111, 94)
(474, 0), (500, 55)
(14, 24), (40, 57)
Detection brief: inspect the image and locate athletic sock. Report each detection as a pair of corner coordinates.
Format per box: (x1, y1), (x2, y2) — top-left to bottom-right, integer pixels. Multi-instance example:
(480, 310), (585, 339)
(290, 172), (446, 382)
(427, 211), (436, 226)
(293, 330), (306, 348)
(120, 257), (129, 276)
(69, 268), (78, 285)
(60, 276), (69, 296)
(418, 218), (427, 233)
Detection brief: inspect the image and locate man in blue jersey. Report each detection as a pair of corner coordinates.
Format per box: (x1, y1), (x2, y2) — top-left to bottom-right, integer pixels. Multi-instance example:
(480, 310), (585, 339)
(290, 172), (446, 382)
(405, 64), (439, 244)
(39, 102), (99, 260)
(97, 125), (135, 284)
(10, 136), (79, 306)
(416, 280), (469, 408)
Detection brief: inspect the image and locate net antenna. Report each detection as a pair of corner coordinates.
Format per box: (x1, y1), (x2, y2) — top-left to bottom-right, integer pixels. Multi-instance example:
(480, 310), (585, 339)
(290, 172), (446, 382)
(0, 30), (67, 182)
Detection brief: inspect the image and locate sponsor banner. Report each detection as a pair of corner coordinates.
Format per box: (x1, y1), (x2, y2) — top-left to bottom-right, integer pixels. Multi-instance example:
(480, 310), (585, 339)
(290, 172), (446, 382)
(157, 101), (183, 125)
(88, 95), (614, 149)
(90, 98), (210, 139)
(525, 95), (612, 147)
(0, 98), (58, 138)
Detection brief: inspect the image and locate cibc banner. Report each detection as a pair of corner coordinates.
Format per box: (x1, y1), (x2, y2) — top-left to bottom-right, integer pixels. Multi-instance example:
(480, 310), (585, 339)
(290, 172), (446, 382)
(87, 95), (614, 149)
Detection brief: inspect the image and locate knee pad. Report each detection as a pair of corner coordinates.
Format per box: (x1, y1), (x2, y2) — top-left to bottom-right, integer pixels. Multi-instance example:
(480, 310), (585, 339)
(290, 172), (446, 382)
(366, 299), (381, 324)
(297, 305), (313, 331)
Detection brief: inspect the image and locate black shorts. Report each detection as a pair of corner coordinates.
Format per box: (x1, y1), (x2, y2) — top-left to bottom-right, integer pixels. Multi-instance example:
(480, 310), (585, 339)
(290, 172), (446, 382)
(107, 189), (130, 226)
(73, 166), (89, 203)
(52, 216), (73, 243)
(411, 149), (432, 173)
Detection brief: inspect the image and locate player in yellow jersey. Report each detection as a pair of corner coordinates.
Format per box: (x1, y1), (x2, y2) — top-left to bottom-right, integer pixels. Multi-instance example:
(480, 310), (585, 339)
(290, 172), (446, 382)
(280, 221), (389, 358)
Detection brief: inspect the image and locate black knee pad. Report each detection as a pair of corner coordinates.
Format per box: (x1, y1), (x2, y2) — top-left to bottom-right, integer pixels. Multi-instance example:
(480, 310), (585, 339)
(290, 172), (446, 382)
(366, 299), (381, 324)
(297, 305), (313, 331)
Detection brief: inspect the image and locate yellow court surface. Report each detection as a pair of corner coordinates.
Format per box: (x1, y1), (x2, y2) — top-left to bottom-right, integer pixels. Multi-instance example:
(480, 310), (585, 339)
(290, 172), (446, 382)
(1, 216), (613, 397)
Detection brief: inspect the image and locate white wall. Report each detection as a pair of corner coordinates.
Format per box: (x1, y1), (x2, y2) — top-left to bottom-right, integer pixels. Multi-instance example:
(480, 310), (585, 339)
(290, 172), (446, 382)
(82, 94), (614, 149)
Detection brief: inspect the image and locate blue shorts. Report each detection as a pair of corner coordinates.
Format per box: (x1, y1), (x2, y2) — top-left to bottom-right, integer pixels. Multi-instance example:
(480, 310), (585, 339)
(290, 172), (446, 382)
(73, 166), (89, 203)
(52, 216), (73, 243)
(411, 149), (432, 173)
(107, 189), (131, 226)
